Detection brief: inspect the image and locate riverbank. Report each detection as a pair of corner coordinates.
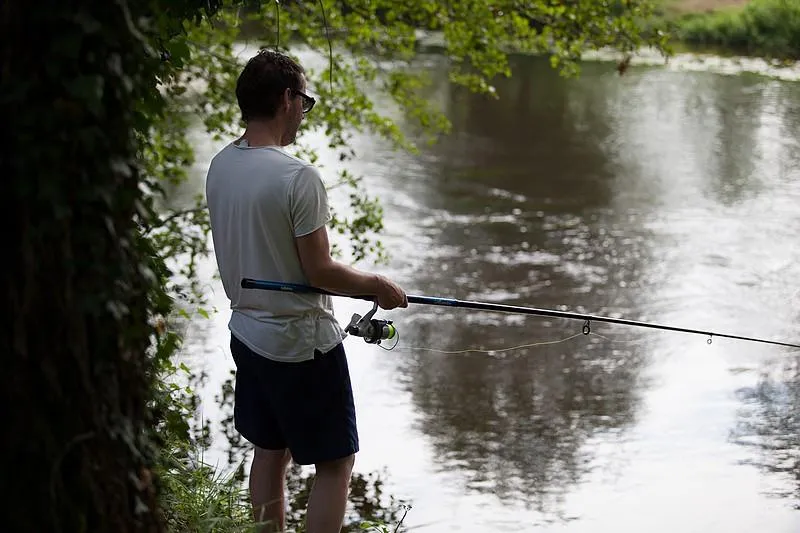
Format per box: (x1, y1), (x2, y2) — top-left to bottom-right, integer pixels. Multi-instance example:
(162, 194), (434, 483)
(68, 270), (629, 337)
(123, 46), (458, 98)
(663, 0), (751, 14)
(659, 0), (800, 61)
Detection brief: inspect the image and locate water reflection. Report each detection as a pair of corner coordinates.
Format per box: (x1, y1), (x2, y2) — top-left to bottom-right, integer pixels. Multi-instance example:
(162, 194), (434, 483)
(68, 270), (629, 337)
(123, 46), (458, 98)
(379, 55), (659, 517)
(183, 47), (800, 529)
(371, 52), (800, 520)
(732, 360), (800, 508)
(403, 57), (661, 314)
(435, 58), (619, 213)
(399, 325), (646, 517)
(702, 76), (799, 206)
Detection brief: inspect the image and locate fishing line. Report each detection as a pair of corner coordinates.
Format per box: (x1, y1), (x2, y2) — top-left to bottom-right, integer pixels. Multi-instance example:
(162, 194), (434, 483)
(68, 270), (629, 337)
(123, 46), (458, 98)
(376, 329), (650, 356)
(378, 331), (586, 355)
(275, 0), (280, 50)
(318, 0), (334, 92)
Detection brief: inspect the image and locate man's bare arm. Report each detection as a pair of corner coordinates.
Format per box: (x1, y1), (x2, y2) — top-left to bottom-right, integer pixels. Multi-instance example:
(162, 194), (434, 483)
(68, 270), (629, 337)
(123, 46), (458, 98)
(295, 226), (407, 309)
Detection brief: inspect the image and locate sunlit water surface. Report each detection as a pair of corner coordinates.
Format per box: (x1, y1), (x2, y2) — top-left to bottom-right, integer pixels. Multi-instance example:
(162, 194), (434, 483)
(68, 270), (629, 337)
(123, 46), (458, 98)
(177, 51), (800, 532)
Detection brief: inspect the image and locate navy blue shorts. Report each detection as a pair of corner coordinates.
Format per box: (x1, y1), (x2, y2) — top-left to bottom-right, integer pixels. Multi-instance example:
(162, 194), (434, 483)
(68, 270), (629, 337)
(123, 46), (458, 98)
(230, 334), (359, 465)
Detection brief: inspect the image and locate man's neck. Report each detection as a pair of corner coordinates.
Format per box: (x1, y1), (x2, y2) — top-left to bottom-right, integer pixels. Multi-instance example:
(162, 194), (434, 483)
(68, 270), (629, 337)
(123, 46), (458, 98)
(239, 120), (284, 147)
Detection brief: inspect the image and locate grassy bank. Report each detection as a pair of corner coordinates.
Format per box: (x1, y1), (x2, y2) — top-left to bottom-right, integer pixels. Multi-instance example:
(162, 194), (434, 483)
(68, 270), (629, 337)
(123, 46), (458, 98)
(660, 0), (800, 60)
(158, 449), (409, 532)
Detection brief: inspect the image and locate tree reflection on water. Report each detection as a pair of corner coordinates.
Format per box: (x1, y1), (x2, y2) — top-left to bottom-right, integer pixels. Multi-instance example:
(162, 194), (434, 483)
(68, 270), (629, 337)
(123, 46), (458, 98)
(398, 316), (648, 520)
(731, 358), (800, 509)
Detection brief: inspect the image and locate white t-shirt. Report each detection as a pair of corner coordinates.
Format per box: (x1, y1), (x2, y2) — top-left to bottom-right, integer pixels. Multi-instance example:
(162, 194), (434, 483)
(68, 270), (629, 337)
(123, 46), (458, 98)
(205, 141), (346, 362)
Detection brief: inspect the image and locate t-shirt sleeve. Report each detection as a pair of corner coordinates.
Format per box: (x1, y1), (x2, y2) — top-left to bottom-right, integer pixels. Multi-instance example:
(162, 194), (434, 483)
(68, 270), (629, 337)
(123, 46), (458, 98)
(288, 165), (332, 237)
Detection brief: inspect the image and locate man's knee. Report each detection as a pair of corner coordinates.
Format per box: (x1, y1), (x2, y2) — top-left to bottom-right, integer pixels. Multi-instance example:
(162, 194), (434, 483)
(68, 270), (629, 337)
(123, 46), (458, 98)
(254, 447), (291, 472)
(315, 454), (355, 477)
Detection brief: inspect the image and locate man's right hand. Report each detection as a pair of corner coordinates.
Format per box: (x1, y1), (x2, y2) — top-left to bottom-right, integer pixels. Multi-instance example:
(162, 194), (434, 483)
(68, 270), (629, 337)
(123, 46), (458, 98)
(375, 275), (408, 310)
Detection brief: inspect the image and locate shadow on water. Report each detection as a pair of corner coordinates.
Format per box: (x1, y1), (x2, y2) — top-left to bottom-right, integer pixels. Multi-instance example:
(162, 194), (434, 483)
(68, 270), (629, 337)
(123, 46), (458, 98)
(731, 359), (800, 509)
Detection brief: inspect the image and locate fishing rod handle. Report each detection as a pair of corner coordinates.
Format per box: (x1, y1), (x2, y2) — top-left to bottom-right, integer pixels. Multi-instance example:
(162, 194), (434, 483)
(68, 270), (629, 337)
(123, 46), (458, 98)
(241, 278), (370, 300)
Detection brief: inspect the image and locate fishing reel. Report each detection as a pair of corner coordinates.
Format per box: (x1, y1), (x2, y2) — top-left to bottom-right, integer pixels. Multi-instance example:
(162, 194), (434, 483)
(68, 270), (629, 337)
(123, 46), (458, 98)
(345, 301), (397, 345)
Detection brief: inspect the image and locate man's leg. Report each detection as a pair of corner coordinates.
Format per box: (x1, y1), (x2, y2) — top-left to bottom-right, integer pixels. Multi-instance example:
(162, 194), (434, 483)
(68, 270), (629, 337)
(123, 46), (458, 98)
(250, 447), (292, 532)
(305, 454), (356, 533)
(270, 343), (358, 532)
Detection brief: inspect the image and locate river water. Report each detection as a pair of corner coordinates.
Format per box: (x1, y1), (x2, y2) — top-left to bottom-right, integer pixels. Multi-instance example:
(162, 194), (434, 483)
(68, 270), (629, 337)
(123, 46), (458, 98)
(179, 52), (800, 532)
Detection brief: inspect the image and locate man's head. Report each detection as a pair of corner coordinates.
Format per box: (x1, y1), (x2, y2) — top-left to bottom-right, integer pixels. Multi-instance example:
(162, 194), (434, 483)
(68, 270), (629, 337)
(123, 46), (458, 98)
(236, 49), (316, 146)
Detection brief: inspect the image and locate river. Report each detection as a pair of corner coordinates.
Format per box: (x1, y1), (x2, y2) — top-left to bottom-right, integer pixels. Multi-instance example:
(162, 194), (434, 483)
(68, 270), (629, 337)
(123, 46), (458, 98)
(177, 51), (800, 532)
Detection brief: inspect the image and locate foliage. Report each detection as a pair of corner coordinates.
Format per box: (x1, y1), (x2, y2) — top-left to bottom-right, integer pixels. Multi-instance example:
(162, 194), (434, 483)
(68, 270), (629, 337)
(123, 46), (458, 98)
(158, 447), (254, 532)
(1, 0), (230, 530)
(670, 0), (800, 60)
(148, 0), (672, 286)
(145, 3), (672, 523)
(359, 503), (411, 532)
(155, 444), (411, 532)
(281, 464), (411, 532)
(2, 0), (671, 531)
(144, 0), (675, 320)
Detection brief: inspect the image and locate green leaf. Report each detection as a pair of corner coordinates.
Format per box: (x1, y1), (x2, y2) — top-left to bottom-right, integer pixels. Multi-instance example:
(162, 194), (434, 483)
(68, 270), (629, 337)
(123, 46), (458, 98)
(166, 38), (192, 68)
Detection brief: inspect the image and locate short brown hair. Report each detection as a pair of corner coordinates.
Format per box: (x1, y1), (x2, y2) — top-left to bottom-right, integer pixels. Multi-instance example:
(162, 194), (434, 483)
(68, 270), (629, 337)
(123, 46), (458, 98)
(236, 49), (305, 122)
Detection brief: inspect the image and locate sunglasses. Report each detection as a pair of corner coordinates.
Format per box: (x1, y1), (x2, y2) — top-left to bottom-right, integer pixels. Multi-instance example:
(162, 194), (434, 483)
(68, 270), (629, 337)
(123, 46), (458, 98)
(291, 89), (316, 114)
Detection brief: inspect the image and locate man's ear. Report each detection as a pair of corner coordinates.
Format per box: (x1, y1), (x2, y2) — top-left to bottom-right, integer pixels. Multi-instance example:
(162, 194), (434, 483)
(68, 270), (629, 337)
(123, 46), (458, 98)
(282, 88), (293, 112)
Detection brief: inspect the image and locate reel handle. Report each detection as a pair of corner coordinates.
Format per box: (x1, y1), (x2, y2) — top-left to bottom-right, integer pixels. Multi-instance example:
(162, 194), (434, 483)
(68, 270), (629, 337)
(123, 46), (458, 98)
(345, 301), (397, 344)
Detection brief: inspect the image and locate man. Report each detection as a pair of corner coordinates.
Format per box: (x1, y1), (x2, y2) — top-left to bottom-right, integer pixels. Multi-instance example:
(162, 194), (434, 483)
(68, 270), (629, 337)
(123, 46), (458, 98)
(205, 49), (408, 533)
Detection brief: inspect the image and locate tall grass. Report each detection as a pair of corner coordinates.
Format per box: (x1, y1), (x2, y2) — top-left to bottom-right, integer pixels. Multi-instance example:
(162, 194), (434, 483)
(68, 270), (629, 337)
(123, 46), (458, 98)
(674, 0), (800, 59)
(157, 447), (258, 533)
(157, 447), (411, 533)
(153, 357), (411, 532)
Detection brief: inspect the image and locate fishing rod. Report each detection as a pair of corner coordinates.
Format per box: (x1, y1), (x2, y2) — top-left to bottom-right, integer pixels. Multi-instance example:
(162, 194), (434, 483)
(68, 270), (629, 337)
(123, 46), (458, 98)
(240, 278), (800, 350)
